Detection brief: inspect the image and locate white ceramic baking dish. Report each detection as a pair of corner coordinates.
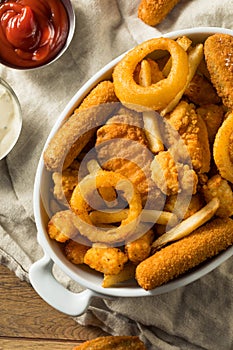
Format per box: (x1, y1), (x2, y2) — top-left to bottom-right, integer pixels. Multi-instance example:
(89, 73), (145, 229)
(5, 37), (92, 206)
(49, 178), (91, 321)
(29, 27), (233, 316)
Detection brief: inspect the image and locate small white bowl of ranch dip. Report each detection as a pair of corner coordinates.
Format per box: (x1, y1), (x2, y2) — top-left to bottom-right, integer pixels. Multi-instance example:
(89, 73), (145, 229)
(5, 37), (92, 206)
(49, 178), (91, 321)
(0, 78), (22, 160)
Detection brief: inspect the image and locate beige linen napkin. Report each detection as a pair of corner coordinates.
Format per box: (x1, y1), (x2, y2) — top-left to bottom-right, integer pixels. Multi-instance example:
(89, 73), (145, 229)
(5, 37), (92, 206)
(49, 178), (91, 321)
(1, 0), (233, 349)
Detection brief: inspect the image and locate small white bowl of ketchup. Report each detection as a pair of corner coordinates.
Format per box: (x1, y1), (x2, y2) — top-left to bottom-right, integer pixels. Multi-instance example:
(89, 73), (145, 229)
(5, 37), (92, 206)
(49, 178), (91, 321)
(0, 0), (75, 69)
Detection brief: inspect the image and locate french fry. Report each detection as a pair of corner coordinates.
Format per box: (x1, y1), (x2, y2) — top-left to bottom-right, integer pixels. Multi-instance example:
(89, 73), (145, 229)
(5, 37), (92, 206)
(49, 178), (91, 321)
(143, 110), (164, 154)
(149, 58), (164, 83)
(89, 209), (128, 224)
(152, 197), (220, 251)
(89, 208), (178, 227)
(102, 263), (136, 288)
(139, 59), (152, 87)
(139, 58), (164, 87)
(161, 43), (204, 116)
(142, 209), (178, 227)
(139, 59), (165, 154)
(86, 159), (101, 173)
(162, 36), (193, 77)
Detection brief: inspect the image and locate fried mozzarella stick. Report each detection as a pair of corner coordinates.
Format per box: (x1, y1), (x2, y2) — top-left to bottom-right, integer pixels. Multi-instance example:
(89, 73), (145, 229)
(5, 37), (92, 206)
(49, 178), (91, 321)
(43, 81), (118, 171)
(136, 217), (233, 290)
(138, 0), (180, 26)
(73, 336), (147, 350)
(204, 34), (233, 110)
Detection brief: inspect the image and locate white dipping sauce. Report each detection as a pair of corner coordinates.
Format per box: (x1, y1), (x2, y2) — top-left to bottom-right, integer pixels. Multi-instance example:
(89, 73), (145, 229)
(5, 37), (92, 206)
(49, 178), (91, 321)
(0, 84), (21, 159)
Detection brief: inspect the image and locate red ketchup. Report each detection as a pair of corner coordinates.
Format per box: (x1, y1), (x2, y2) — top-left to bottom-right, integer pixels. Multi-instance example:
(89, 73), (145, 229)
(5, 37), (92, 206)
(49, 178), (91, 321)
(0, 0), (69, 68)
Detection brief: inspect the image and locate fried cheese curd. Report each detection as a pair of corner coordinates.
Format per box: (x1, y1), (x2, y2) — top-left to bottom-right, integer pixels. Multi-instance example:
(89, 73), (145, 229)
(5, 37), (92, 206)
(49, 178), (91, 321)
(84, 246), (128, 275)
(47, 210), (78, 242)
(45, 34), (233, 290)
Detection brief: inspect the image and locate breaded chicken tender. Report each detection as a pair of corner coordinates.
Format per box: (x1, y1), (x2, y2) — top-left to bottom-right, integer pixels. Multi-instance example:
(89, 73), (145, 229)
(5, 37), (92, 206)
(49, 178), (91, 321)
(204, 34), (233, 110)
(72, 336), (147, 350)
(196, 104), (224, 144)
(165, 100), (211, 173)
(47, 210), (78, 242)
(43, 81), (118, 172)
(96, 109), (163, 208)
(84, 246), (128, 275)
(64, 240), (89, 264)
(136, 217), (233, 290)
(202, 174), (233, 217)
(184, 73), (221, 106)
(151, 150), (198, 195)
(125, 229), (154, 264)
(138, 0), (180, 26)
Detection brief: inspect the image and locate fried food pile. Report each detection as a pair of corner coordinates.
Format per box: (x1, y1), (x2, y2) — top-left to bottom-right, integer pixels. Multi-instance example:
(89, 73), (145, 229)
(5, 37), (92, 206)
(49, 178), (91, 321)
(44, 33), (233, 291)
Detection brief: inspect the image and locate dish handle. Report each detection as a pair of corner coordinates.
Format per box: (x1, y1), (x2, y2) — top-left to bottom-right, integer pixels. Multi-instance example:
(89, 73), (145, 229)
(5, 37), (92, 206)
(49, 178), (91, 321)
(29, 254), (103, 316)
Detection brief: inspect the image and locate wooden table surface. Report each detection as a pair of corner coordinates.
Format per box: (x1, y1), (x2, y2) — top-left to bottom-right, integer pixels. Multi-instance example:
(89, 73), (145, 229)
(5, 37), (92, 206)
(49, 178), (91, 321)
(0, 264), (108, 350)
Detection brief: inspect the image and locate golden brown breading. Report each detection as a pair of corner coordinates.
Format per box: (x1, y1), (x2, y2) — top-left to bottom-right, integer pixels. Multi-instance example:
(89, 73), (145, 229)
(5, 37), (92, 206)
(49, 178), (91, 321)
(72, 336), (147, 350)
(136, 217), (233, 290)
(125, 229), (154, 264)
(64, 240), (90, 264)
(202, 174), (233, 217)
(96, 110), (164, 208)
(184, 73), (221, 106)
(204, 34), (233, 110)
(150, 150), (198, 195)
(47, 210), (78, 242)
(165, 100), (211, 173)
(84, 246), (128, 275)
(138, 0), (180, 26)
(43, 81), (119, 172)
(229, 132), (233, 163)
(52, 160), (80, 205)
(196, 104), (224, 144)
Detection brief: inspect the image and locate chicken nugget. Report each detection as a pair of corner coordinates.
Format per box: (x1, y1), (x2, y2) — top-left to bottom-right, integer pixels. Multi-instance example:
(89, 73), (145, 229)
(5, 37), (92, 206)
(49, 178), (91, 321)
(73, 336), (147, 350)
(202, 174), (233, 217)
(136, 217), (233, 290)
(138, 0), (180, 26)
(196, 104), (224, 144)
(43, 81), (118, 172)
(47, 210), (78, 242)
(125, 229), (154, 264)
(84, 246), (128, 275)
(64, 240), (89, 264)
(165, 100), (211, 173)
(184, 73), (221, 106)
(204, 34), (233, 109)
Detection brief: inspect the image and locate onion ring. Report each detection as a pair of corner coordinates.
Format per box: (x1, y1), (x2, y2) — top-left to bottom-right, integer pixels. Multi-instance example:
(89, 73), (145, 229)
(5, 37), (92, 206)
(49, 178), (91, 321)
(213, 111), (233, 183)
(70, 170), (142, 244)
(113, 37), (189, 111)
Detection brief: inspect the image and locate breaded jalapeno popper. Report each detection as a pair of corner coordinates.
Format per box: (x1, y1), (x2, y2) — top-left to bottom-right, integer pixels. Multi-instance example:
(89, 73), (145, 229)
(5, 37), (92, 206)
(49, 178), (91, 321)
(136, 218), (233, 290)
(43, 81), (118, 171)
